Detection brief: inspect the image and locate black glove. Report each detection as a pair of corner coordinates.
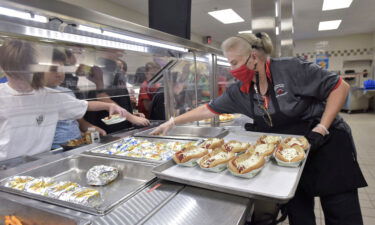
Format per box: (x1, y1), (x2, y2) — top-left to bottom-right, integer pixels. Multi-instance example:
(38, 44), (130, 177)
(305, 131), (329, 152)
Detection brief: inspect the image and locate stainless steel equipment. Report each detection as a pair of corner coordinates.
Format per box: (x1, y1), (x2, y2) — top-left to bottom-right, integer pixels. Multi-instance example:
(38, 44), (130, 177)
(153, 130), (309, 203)
(0, 154), (156, 215)
(0, 197), (90, 225)
(143, 186), (251, 225)
(0, 156), (39, 170)
(134, 126), (229, 139)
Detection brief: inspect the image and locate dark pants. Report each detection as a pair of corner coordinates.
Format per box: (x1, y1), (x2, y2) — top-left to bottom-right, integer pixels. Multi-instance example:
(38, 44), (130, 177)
(287, 188), (363, 225)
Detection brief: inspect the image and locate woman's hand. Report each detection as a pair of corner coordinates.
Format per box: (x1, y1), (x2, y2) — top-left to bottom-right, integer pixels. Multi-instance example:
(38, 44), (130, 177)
(150, 117), (175, 136)
(127, 114), (150, 126)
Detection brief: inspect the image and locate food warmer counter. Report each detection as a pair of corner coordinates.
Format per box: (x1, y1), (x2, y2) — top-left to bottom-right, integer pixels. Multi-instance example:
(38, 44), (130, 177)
(0, 127), (251, 225)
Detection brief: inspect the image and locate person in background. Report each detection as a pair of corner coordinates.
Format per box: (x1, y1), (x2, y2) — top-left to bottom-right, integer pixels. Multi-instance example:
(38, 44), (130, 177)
(0, 40), (132, 161)
(45, 48), (106, 149)
(151, 32), (367, 225)
(83, 57), (150, 134)
(138, 62), (161, 118)
(0, 72), (6, 83)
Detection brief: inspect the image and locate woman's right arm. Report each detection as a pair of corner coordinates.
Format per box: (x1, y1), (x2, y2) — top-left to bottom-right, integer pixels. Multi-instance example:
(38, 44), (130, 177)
(150, 104), (216, 135)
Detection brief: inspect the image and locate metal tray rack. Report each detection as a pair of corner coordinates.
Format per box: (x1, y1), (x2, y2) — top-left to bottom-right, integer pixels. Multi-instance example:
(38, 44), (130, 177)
(153, 132), (310, 203)
(84, 137), (203, 164)
(0, 154), (156, 215)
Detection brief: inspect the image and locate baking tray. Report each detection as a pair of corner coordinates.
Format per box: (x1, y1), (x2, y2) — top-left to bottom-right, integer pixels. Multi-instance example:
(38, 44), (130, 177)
(133, 126), (229, 140)
(153, 132), (310, 203)
(0, 154), (156, 215)
(0, 197), (91, 225)
(84, 137), (203, 165)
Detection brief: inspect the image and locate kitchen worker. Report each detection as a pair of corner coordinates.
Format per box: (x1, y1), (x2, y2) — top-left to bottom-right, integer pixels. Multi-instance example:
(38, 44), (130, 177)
(151, 32), (367, 225)
(0, 40), (147, 161)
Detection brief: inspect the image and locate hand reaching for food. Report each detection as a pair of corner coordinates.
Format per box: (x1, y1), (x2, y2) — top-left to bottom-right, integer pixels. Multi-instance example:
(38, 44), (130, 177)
(108, 103), (128, 117)
(127, 114), (150, 127)
(150, 117), (175, 135)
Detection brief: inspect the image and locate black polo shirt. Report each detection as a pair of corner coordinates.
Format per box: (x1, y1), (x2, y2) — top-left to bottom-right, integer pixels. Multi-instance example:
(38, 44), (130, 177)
(207, 57), (345, 129)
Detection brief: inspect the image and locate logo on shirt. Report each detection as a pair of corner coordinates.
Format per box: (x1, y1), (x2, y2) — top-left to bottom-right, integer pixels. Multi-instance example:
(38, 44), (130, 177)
(36, 114), (44, 126)
(274, 84), (288, 98)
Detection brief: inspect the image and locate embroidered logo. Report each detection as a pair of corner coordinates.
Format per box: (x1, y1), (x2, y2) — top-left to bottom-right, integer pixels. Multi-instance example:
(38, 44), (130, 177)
(36, 114), (44, 126)
(274, 84), (288, 98)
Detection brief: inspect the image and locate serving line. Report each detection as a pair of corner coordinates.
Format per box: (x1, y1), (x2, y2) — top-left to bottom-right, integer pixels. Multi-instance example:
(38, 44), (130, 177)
(0, 125), (252, 225)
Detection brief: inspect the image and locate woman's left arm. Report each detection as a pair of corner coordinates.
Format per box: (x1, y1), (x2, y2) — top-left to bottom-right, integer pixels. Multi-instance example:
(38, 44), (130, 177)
(314, 80), (350, 135)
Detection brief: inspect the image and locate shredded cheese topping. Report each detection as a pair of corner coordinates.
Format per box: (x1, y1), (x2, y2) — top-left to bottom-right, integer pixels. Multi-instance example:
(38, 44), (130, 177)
(263, 136), (281, 143)
(254, 144), (270, 154)
(237, 154), (262, 169)
(280, 148), (299, 161)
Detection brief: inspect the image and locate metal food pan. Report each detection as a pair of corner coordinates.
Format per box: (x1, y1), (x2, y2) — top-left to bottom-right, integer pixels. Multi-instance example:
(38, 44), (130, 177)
(153, 132), (310, 203)
(0, 197), (90, 225)
(84, 137), (203, 165)
(133, 126), (229, 140)
(0, 154), (156, 215)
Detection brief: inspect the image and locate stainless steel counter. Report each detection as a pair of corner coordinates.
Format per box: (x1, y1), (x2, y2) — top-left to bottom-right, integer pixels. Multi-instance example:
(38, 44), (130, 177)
(0, 126), (252, 225)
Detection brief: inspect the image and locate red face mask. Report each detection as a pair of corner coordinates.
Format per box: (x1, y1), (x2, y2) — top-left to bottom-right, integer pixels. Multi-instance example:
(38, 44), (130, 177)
(230, 55), (256, 93)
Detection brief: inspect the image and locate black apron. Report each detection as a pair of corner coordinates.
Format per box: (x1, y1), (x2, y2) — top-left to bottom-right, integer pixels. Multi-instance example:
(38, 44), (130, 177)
(245, 81), (367, 197)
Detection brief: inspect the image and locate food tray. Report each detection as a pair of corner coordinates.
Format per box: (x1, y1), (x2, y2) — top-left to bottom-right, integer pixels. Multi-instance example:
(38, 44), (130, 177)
(133, 126), (229, 140)
(84, 137), (203, 164)
(0, 198), (90, 225)
(153, 131), (310, 203)
(0, 154), (156, 215)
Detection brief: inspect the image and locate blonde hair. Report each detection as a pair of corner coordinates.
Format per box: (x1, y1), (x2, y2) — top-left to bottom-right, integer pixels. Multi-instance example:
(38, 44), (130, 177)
(221, 32), (273, 56)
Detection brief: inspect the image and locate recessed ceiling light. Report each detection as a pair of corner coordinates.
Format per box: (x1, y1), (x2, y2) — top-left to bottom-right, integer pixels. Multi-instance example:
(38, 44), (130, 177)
(318, 20), (342, 31)
(208, 9), (244, 24)
(238, 30), (252, 34)
(276, 26), (279, 35)
(322, 0), (353, 11)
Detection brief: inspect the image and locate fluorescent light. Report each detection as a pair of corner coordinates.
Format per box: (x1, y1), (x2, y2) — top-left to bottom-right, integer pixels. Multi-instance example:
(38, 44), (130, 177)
(24, 27), (147, 53)
(318, 20), (342, 31)
(103, 31), (188, 52)
(276, 26), (279, 35)
(208, 9), (244, 24)
(217, 56), (228, 61)
(0, 6), (47, 23)
(275, 1), (279, 17)
(238, 30), (252, 34)
(322, 0), (353, 11)
(217, 61), (231, 67)
(78, 25), (102, 34)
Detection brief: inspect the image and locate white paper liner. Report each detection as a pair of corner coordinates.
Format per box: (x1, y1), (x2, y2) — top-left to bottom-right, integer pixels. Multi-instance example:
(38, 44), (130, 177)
(273, 151), (304, 168)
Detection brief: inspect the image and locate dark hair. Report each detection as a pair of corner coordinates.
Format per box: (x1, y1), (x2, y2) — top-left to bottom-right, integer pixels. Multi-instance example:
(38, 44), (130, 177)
(0, 39), (44, 89)
(52, 48), (67, 63)
(145, 62), (161, 72)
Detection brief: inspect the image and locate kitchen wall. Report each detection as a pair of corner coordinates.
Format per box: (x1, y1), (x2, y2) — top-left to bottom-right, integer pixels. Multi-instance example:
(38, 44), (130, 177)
(294, 33), (374, 78)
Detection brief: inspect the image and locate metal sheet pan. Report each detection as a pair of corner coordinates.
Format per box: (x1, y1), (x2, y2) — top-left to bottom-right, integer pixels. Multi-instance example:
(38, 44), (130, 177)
(133, 126), (229, 140)
(0, 154), (156, 215)
(153, 131), (309, 203)
(0, 197), (91, 225)
(84, 137), (203, 165)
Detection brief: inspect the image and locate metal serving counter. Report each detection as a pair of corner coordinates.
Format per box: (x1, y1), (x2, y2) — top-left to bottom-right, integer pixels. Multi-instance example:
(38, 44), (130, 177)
(0, 127), (252, 225)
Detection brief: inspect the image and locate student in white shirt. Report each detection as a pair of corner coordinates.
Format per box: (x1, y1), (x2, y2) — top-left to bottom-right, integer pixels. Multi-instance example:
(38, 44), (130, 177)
(0, 40), (148, 161)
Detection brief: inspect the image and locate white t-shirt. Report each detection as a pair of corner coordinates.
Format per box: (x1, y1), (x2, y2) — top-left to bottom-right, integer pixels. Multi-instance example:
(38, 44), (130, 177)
(0, 83), (88, 160)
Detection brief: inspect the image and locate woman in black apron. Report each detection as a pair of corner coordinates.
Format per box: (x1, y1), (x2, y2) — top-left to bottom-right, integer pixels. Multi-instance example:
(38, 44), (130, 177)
(151, 32), (367, 225)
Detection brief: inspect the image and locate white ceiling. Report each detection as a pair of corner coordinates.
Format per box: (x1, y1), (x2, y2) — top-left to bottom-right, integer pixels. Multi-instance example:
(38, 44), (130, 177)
(109, 0), (375, 42)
